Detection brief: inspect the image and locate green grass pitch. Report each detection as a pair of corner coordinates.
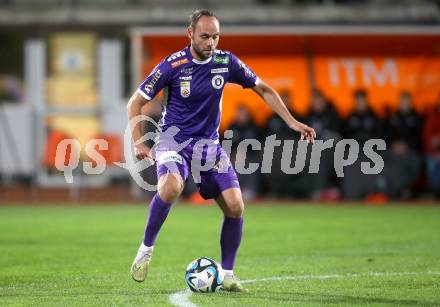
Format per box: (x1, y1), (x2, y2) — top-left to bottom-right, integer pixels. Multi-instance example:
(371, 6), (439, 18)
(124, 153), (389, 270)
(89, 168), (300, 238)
(1, 204), (439, 306)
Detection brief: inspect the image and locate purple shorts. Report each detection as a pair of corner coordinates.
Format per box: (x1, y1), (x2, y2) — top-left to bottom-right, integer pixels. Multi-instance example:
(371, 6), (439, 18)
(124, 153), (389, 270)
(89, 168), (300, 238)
(155, 139), (240, 200)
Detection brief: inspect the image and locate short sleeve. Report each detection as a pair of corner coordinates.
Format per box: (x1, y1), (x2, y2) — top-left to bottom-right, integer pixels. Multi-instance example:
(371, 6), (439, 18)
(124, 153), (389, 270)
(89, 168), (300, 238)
(137, 60), (172, 100)
(228, 53), (258, 88)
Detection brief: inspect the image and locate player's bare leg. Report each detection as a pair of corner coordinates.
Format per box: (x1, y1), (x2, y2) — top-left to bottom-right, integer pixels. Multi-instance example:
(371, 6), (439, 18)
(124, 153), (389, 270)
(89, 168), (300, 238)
(216, 187), (248, 292)
(131, 173), (184, 282)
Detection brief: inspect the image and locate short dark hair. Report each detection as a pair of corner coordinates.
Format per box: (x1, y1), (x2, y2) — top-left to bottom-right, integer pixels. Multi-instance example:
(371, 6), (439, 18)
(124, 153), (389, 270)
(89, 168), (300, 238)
(189, 9), (217, 30)
(400, 91), (412, 100)
(354, 89), (367, 99)
(311, 88), (323, 99)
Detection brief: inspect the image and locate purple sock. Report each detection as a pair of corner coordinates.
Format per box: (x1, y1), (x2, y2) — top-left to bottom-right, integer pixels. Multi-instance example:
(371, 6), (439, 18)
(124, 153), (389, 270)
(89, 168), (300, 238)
(220, 216), (243, 270)
(143, 193), (172, 246)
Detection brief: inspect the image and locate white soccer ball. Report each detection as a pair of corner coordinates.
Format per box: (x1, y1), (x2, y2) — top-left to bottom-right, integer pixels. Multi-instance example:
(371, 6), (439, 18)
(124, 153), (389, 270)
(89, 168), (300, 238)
(185, 257), (225, 293)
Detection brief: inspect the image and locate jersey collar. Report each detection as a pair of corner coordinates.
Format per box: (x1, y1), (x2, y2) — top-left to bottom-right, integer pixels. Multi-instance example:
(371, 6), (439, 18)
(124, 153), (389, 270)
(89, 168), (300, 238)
(187, 45), (212, 65)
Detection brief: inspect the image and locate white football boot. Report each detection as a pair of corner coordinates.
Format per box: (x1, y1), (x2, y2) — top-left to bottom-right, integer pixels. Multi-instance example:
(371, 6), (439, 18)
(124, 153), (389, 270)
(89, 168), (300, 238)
(222, 271), (248, 292)
(130, 245), (153, 282)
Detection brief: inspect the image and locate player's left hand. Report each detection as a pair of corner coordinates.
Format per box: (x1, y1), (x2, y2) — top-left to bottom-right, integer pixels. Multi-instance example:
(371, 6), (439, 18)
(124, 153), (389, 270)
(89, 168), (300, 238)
(291, 122), (316, 144)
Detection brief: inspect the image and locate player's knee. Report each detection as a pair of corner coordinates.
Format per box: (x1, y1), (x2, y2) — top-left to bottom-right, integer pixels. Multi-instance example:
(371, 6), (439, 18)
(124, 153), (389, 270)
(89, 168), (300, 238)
(226, 199), (244, 218)
(158, 183), (182, 203)
(157, 173), (183, 203)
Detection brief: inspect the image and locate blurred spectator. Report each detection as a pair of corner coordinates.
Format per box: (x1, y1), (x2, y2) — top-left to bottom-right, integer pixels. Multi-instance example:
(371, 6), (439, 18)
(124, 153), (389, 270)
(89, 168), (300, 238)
(342, 89), (383, 199)
(228, 104), (260, 201)
(265, 91), (293, 141)
(423, 96), (440, 196)
(307, 89), (342, 140)
(263, 91), (309, 198)
(229, 104), (260, 149)
(305, 89), (343, 199)
(343, 89), (383, 143)
(381, 91), (422, 199)
(382, 141), (421, 199)
(387, 91), (423, 151)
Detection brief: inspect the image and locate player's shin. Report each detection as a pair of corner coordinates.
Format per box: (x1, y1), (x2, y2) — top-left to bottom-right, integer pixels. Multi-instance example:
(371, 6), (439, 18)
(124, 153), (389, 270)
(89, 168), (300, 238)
(143, 193), (173, 246)
(220, 216), (243, 270)
(131, 193), (172, 282)
(220, 216), (247, 292)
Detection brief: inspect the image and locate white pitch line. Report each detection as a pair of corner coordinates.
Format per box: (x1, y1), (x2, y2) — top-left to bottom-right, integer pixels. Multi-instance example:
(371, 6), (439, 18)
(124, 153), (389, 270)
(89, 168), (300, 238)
(169, 271), (440, 307)
(241, 271), (440, 284)
(240, 273), (342, 284)
(169, 289), (198, 307)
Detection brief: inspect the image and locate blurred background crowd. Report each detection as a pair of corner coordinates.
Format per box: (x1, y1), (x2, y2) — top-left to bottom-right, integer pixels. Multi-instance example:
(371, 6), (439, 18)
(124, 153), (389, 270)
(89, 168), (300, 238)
(226, 89), (440, 201)
(0, 0), (439, 202)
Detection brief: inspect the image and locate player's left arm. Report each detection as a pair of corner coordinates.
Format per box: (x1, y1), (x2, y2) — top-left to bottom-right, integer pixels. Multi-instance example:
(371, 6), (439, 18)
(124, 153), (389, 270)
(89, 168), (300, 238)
(252, 79), (316, 143)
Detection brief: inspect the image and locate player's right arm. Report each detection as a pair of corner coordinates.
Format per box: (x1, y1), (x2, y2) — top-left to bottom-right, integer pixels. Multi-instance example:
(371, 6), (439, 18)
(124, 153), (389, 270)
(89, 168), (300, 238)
(127, 60), (172, 161)
(252, 80), (316, 143)
(127, 91), (152, 161)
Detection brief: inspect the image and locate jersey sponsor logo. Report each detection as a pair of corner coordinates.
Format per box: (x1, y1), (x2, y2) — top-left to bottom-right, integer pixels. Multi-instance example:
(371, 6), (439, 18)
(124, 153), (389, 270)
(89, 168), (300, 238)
(245, 67), (255, 78)
(213, 55), (229, 65)
(179, 75), (192, 81)
(238, 60), (256, 78)
(171, 58), (189, 68)
(145, 84), (154, 93)
(157, 151), (183, 165)
(211, 75), (224, 89)
(181, 67), (193, 74)
(167, 51), (186, 62)
(144, 69), (162, 93)
(180, 81), (191, 98)
(211, 68), (228, 74)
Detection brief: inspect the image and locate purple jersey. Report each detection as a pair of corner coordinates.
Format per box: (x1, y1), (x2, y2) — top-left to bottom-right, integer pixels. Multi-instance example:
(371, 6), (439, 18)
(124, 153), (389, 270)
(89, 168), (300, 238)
(138, 46), (258, 142)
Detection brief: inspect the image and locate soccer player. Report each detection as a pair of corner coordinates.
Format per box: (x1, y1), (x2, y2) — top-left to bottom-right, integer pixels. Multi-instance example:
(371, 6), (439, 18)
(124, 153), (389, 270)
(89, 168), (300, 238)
(128, 9), (316, 292)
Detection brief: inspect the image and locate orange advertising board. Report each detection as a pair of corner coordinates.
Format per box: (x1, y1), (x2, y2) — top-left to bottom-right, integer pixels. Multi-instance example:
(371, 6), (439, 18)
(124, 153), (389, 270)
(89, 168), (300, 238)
(314, 56), (440, 117)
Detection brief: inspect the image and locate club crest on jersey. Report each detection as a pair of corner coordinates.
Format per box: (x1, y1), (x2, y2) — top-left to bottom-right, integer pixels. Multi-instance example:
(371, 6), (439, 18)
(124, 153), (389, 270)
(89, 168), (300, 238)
(211, 75), (224, 89)
(180, 81), (190, 98)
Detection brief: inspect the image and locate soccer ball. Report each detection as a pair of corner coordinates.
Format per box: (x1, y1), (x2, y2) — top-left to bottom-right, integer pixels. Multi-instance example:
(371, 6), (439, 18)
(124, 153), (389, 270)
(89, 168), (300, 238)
(185, 257), (224, 293)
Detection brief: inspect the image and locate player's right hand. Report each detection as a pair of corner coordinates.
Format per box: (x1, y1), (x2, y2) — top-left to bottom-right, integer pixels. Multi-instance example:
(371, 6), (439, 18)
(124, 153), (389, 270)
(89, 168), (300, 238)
(291, 122), (317, 144)
(134, 144), (155, 164)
